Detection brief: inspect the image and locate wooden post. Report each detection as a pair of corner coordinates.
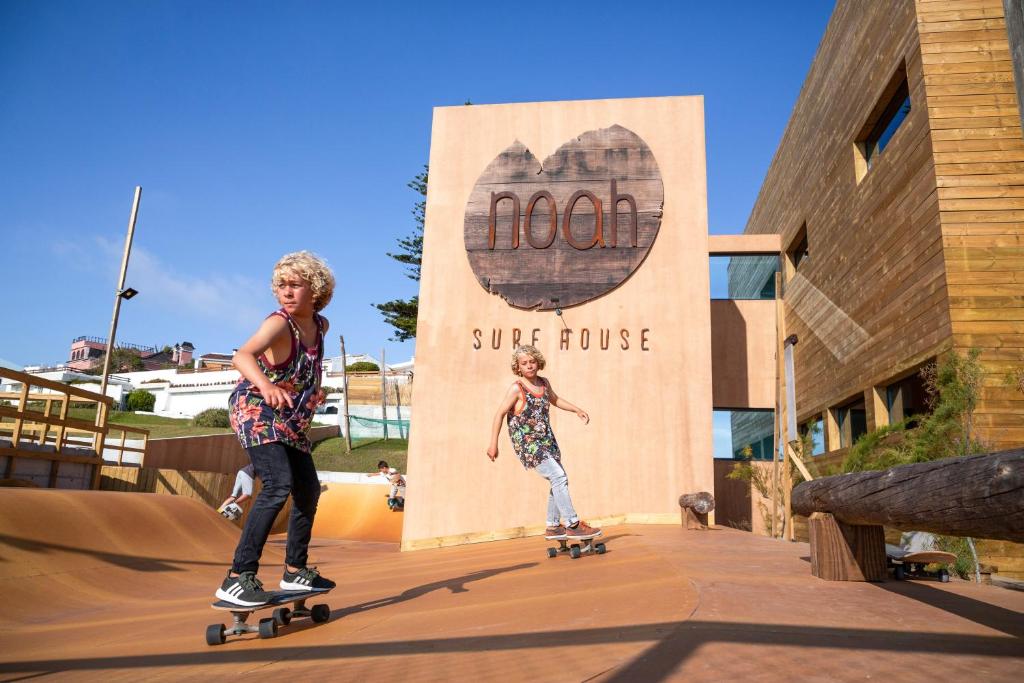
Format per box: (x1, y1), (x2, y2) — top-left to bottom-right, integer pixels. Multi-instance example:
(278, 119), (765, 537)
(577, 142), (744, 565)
(339, 335), (352, 453)
(772, 271), (783, 538)
(380, 347), (388, 441)
(393, 381), (406, 439)
(808, 512), (886, 581)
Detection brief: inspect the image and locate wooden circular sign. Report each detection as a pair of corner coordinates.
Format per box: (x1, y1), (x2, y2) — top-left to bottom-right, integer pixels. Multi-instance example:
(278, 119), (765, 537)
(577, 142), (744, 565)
(463, 125), (664, 310)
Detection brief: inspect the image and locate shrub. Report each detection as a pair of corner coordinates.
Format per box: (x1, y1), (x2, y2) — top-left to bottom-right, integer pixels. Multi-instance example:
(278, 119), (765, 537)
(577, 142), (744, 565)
(346, 361), (379, 372)
(126, 389), (156, 412)
(193, 408), (230, 428)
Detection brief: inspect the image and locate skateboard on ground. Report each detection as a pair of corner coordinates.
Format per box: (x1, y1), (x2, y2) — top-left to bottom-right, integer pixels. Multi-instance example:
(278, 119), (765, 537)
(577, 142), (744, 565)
(207, 588), (332, 645)
(545, 532), (606, 559)
(886, 545), (956, 582)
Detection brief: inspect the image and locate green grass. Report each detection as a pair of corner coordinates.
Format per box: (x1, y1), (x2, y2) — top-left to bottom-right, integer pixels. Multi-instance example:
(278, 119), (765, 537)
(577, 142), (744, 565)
(312, 437), (408, 473)
(67, 407), (233, 439)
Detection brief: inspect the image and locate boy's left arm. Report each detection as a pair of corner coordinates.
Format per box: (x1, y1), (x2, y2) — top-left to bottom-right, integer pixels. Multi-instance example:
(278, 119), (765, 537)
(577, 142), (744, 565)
(544, 380), (589, 424)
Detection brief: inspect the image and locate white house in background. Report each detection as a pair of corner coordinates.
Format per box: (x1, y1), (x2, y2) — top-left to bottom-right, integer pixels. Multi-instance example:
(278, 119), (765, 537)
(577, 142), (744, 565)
(16, 353), (413, 422)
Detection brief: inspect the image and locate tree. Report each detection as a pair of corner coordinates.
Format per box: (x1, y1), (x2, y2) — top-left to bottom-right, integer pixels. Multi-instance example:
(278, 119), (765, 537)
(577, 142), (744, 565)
(374, 166), (426, 342)
(88, 348), (144, 374)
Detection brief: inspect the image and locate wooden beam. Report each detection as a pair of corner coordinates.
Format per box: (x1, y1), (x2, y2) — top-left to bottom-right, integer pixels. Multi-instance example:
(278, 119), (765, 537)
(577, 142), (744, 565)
(792, 449), (1024, 542)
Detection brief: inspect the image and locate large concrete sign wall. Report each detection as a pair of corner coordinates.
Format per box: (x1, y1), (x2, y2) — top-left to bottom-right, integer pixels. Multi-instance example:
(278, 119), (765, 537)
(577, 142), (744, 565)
(404, 97), (710, 549)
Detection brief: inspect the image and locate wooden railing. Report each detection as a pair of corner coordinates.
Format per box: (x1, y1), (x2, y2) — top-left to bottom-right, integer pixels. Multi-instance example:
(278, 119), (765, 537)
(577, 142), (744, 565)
(0, 366), (148, 488)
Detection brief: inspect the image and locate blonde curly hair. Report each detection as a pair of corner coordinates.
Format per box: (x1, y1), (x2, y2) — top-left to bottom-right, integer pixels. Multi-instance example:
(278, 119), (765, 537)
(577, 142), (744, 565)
(511, 345), (546, 376)
(272, 251), (335, 312)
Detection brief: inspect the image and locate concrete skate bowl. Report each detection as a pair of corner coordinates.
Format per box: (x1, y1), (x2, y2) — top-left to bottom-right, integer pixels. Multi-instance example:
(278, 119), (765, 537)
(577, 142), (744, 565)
(311, 482), (403, 543)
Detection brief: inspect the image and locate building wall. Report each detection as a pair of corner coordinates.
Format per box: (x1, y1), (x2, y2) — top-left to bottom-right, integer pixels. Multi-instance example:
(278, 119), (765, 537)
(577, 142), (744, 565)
(745, 0), (954, 437)
(918, 0), (1024, 450)
(745, 0), (1024, 453)
(405, 97), (711, 549)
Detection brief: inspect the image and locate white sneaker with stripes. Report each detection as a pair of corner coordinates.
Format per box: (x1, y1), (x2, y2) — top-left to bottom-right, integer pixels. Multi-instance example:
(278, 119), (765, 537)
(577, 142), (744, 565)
(280, 566), (336, 591)
(215, 570), (272, 606)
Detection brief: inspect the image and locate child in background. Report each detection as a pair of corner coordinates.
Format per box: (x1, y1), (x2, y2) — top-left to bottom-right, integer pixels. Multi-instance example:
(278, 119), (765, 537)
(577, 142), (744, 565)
(386, 467), (406, 511)
(486, 345), (600, 540)
(215, 251), (337, 607)
(218, 464), (256, 520)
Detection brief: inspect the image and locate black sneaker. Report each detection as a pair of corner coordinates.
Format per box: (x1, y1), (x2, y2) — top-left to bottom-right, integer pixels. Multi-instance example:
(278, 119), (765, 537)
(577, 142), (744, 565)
(215, 570), (273, 606)
(280, 566), (335, 592)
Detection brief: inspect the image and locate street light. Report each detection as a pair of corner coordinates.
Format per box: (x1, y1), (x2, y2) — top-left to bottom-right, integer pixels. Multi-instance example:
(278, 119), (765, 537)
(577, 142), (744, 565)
(97, 187), (142, 422)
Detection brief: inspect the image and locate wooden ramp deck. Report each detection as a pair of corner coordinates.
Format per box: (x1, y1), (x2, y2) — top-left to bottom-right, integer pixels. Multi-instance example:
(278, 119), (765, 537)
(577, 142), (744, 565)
(0, 489), (1021, 681)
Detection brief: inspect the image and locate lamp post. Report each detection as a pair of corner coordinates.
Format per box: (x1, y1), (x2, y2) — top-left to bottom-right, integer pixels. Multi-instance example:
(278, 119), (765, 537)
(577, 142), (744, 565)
(97, 186), (142, 422)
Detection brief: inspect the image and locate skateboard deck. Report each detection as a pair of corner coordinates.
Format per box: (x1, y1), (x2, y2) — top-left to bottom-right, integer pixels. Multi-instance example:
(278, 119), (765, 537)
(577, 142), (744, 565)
(207, 588), (332, 645)
(545, 531), (606, 559)
(886, 545), (956, 582)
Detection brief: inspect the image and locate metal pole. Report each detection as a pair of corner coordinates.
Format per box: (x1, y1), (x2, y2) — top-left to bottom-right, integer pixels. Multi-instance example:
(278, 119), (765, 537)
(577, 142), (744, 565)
(340, 335), (352, 453)
(380, 347), (388, 440)
(97, 186), (142, 423)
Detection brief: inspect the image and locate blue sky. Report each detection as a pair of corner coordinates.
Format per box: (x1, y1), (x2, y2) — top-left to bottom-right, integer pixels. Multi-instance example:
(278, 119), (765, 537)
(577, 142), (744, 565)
(2, 0), (835, 365)
(2, 1), (835, 452)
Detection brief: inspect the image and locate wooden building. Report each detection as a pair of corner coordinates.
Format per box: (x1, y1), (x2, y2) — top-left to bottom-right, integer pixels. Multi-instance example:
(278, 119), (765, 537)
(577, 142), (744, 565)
(744, 0), (1024, 454)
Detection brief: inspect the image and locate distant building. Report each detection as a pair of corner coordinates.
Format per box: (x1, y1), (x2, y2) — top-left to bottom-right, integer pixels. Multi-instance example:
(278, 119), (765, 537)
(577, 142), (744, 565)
(66, 337), (195, 372)
(196, 352), (235, 370)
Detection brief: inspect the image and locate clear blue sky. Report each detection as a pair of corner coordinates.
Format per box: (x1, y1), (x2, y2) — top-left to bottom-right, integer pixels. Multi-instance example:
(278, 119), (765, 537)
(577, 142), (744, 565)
(1, 1), (834, 371)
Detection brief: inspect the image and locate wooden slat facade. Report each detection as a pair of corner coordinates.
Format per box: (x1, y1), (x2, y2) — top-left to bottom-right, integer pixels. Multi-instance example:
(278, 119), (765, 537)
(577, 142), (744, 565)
(922, 0), (1024, 452)
(745, 0), (1024, 452)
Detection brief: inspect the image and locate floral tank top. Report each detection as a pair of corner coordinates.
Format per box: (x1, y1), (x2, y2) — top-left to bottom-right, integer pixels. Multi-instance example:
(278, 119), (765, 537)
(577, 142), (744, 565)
(506, 378), (561, 469)
(229, 309), (326, 454)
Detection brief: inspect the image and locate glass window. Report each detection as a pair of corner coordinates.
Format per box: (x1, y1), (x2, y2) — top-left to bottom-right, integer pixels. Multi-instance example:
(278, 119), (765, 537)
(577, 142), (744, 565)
(713, 409), (776, 460)
(865, 82), (910, 168)
(800, 415), (826, 456)
(710, 255), (779, 300)
(886, 368), (931, 427)
(835, 397), (867, 448)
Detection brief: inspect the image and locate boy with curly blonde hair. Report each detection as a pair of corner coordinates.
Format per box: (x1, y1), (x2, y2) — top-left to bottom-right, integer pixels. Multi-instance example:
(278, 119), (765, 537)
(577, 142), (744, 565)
(217, 251), (336, 606)
(486, 345), (600, 540)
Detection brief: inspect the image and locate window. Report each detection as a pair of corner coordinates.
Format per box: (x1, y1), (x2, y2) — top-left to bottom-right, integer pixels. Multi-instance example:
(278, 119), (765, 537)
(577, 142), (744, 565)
(712, 409), (775, 460)
(854, 63), (911, 181)
(799, 415), (826, 456)
(784, 223), (808, 282)
(711, 255), (779, 300)
(834, 396), (867, 449)
(886, 366), (931, 427)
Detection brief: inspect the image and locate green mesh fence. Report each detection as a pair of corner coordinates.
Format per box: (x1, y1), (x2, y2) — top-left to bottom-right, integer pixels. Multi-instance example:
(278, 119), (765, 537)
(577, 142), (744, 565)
(348, 415), (410, 439)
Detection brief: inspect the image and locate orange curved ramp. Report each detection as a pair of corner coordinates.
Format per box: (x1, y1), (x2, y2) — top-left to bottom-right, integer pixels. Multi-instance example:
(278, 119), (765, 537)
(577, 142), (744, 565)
(311, 482), (403, 542)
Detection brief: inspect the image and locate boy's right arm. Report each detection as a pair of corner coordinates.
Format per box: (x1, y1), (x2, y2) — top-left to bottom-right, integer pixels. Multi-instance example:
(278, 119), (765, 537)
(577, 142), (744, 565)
(487, 384), (520, 461)
(234, 316), (294, 410)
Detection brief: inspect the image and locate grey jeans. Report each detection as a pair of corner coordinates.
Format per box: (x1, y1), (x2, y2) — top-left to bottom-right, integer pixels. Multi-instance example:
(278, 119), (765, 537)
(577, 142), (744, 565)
(534, 458), (578, 527)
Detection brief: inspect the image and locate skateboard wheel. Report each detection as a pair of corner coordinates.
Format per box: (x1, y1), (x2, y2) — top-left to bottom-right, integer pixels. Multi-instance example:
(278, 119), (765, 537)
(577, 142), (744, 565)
(273, 607), (292, 626)
(547, 548), (558, 559)
(893, 566), (906, 581)
(595, 543), (606, 554)
(206, 624), (226, 646)
(570, 546), (582, 559)
(258, 617), (278, 638)
(311, 604), (331, 623)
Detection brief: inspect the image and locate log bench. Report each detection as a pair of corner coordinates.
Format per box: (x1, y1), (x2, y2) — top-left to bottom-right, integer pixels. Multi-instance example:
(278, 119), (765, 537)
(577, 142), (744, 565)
(792, 450), (1024, 582)
(679, 491), (714, 530)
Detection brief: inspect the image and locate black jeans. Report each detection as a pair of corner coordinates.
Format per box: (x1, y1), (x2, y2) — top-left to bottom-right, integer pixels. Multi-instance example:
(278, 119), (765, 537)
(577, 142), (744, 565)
(231, 441), (320, 574)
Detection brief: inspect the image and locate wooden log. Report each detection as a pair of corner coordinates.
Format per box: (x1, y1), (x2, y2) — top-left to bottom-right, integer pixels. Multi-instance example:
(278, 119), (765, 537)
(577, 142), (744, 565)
(678, 491), (715, 514)
(679, 491), (715, 530)
(792, 449), (1024, 542)
(809, 512), (887, 582)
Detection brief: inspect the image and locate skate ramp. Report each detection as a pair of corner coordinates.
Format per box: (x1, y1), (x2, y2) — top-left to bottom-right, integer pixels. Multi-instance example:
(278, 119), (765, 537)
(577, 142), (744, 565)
(0, 488), (256, 630)
(311, 482), (403, 543)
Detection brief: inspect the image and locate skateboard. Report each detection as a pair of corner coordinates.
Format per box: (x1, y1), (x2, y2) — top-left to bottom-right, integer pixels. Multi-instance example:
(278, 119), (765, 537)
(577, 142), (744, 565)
(886, 545), (956, 582)
(545, 532), (606, 559)
(206, 588), (332, 645)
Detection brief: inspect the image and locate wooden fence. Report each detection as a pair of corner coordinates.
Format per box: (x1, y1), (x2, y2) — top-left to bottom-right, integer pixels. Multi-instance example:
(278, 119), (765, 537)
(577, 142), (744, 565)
(100, 465), (290, 531)
(0, 366), (149, 488)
